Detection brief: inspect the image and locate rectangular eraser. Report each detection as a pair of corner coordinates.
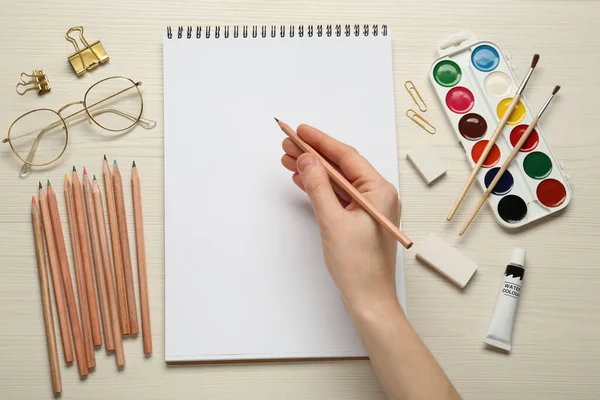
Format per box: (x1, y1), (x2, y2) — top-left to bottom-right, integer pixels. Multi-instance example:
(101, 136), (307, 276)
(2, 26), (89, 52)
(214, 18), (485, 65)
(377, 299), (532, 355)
(406, 147), (447, 184)
(415, 234), (477, 288)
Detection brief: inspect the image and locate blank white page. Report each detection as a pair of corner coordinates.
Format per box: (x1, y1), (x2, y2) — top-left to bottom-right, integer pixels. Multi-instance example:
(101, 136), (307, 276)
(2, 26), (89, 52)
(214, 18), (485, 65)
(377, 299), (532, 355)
(164, 27), (404, 362)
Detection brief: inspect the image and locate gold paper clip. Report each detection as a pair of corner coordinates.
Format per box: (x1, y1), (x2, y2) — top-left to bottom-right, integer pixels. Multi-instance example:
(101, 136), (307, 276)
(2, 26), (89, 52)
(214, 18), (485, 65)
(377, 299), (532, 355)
(406, 109), (436, 134)
(16, 70), (51, 95)
(405, 81), (427, 112)
(66, 26), (109, 76)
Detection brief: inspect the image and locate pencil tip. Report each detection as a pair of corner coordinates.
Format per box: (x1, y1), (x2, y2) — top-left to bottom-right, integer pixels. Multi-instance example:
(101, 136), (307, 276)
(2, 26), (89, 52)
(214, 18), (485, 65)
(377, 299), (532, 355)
(39, 181), (42, 189)
(73, 165), (76, 172)
(132, 160), (136, 168)
(531, 54), (540, 69)
(274, 117), (279, 122)
(65, 174), (69, 182)
(32, 196), (36, 204)
(83, 167), (87, 175)
(93, 175), (97, 181)
(114, 159), (117, 165)
(553, 85), (561, 95)
(104, 155), (107, 161)
(47, 179), (51, 186)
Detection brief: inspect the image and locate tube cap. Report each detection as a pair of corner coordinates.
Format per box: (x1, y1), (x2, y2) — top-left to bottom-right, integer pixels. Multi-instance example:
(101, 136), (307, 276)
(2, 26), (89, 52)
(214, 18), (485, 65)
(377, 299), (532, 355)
(510, 248), (526, 267)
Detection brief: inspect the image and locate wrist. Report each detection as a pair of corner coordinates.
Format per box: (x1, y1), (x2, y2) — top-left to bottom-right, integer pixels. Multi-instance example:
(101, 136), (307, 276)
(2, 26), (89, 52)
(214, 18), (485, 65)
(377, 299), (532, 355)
(344, 294), (406, 326)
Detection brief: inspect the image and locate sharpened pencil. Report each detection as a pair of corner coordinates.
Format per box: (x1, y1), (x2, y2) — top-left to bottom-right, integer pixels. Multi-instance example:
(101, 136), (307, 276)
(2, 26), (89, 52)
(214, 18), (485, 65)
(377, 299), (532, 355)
(32, 197), (62, 393)
(132, 161), (152, 354)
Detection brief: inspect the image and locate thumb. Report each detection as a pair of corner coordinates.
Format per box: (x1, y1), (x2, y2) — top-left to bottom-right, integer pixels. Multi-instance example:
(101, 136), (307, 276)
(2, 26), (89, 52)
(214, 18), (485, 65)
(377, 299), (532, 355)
(297, 153), (343, 222)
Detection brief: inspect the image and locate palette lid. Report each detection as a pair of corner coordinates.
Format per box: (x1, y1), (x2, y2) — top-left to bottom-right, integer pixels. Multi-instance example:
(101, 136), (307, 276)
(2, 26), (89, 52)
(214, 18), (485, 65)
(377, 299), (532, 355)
(510, 248), (527, 267)
(437, 31), (479, 57)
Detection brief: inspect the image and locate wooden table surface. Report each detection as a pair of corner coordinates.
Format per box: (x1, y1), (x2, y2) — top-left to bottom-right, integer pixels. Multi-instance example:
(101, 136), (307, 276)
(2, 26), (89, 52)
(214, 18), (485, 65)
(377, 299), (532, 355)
(1, 0), (599, 398)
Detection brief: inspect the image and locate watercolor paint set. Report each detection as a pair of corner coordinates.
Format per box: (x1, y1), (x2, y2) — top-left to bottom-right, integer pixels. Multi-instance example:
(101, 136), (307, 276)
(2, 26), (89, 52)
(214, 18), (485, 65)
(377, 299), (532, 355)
(429, 32), (571, 228)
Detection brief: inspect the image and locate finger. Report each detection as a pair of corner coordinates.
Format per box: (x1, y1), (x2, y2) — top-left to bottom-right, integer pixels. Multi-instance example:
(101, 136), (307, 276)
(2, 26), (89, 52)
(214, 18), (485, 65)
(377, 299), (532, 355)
(292, 172), (304, 191)
(281, 154), (298, 172)
(282, 138), (303, 159)
(297, 124), (385, 184)
(296, 153), (343, 224)
(293, 172), (351, 208)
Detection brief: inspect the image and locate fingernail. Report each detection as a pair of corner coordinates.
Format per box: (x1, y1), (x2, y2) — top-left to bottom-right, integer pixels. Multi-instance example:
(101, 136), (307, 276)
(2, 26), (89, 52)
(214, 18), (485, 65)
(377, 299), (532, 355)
(297, 154), (316, 172)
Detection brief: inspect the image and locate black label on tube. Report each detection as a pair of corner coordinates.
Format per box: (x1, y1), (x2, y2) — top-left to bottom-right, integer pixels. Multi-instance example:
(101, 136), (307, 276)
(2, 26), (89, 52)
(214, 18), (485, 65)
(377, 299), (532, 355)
(505, 265), (525, 280)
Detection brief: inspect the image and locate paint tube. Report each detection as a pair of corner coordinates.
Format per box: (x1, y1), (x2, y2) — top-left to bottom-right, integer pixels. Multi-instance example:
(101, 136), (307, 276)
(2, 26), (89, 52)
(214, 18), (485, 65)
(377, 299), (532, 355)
(483, 248), (526, 351)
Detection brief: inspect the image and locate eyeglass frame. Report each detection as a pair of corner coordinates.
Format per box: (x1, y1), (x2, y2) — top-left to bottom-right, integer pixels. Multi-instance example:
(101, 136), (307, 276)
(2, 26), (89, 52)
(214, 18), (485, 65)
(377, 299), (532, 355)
(2, 75), (156, 176)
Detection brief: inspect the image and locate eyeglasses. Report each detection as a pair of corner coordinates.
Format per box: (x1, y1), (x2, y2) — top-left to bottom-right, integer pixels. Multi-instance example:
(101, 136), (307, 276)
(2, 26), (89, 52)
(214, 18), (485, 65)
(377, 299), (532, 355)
(2, 76), (156, 177)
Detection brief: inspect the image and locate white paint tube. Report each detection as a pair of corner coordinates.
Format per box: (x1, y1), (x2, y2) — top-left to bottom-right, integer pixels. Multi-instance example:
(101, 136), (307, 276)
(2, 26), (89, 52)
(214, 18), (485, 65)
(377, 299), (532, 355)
(483, 248), (526, 351)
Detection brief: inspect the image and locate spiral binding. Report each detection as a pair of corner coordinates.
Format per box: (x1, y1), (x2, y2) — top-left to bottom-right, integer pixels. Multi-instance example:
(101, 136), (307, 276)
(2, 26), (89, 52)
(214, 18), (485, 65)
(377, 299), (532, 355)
(166, 24), (388, 39)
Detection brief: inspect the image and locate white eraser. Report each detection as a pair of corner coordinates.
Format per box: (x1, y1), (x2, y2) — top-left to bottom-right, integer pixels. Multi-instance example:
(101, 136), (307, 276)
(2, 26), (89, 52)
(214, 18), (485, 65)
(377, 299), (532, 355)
(406, 147), (447, 184)
(415, 234), (477, 288)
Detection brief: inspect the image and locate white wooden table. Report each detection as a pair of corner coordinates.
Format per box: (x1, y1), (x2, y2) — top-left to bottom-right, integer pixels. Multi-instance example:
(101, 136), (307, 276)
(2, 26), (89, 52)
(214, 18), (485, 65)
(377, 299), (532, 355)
(1, 0), (599, 398)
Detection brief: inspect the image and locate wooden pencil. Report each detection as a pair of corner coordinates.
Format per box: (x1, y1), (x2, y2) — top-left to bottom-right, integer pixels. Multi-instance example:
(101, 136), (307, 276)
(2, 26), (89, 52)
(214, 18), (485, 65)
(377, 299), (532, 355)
(447, 54), (540, 221)
(132, 161), (152, 354)
(72, 167), (102, 346)
(83, 169), (114, 351)
(459, 86), (560, 236)
(65, 175), (96, 368)
(47, 181), (88, 377)
(92, 176), (126, 366)
(103, 156), (130, 335)
(31, 197), (62, 394)
(276, 119), (413, 249)
(113, 160), (139, 334)
(38, 183), (73, 364)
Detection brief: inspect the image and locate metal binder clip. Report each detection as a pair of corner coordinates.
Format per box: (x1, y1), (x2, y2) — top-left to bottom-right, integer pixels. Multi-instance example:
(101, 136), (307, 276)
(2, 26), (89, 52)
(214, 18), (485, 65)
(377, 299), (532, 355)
(405, 80), (427, 112)
(16, 70), (51, 95)
(66, 26), (109, 76)
(406, 109), (436, 134)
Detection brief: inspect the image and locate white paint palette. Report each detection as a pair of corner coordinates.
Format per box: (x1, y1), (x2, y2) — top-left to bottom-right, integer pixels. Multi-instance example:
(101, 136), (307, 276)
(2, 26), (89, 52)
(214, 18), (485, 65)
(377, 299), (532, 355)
(429, 32), (571, 229)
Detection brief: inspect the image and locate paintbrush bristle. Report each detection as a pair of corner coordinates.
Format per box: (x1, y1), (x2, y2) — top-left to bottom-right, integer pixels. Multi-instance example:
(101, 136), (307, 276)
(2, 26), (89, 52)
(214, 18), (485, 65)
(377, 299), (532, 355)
(531, 54), (540, 69)
(553, 85), (561, 95)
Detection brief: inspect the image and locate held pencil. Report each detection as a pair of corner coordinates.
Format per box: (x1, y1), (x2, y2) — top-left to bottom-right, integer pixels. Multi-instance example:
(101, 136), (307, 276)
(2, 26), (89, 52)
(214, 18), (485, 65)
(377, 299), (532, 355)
(72, 167), (102, 346)
(83, 169), (114, 350)
(132, 161), (152, 354)
(103, 156), (130, 335)
(459, 85), (561, 235)
(92, 176), (126, 367)
(275, 119), (413, 249)
(31, 197), (62, 394)
(447, 54), (540, 221)
(47, 181), (88, 377)
(38, 183), (73, 364)
(113, 159), (139, 334)
(65, 175), (96, 368)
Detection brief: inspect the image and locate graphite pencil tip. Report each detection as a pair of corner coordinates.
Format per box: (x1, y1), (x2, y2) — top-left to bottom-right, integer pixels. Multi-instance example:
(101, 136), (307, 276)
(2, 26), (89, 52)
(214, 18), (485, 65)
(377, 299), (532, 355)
(274, 117), (279, 122)
(73, 165), (76, 172)
(38, 182), (42, 189)
(531, 54), (540, 69)
(553, 85), (561, 95)
(104, 155), (107, 161)
(132, 160), (136, 168)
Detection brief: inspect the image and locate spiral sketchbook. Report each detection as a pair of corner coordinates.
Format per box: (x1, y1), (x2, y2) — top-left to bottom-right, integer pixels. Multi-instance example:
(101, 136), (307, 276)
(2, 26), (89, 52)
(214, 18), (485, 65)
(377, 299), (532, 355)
(163, 24), (405, 362)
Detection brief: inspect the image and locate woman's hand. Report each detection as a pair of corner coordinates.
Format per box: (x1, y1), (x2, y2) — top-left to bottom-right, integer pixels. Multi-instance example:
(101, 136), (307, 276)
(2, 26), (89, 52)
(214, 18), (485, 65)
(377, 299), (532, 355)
(281, 124), (401, 311)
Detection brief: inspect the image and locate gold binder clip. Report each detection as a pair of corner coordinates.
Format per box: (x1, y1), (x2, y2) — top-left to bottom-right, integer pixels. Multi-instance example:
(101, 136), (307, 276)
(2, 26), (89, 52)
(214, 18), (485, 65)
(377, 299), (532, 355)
(66, 26), (109, 76)
(406, 109), (436, 134)
(16, 70), (51, 95)
(405, 80), (427, 112)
